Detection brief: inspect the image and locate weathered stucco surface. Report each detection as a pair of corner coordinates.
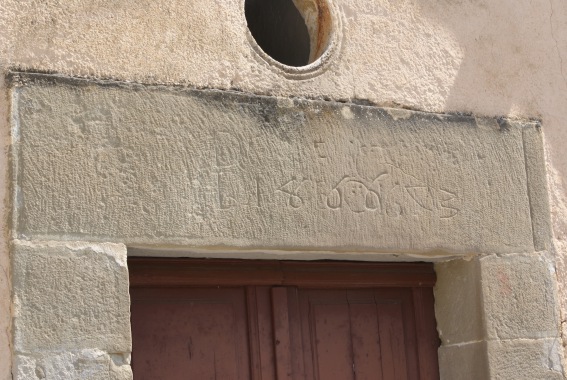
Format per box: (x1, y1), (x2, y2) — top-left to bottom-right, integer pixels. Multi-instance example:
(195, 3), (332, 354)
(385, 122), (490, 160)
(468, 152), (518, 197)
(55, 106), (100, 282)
(0, 0), (567, 378)
(12, 75), (548, 255)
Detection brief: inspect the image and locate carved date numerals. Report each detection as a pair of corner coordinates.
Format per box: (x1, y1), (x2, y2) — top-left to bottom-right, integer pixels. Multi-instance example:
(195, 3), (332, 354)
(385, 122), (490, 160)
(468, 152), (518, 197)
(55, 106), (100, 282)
(277, 178), (308, 208)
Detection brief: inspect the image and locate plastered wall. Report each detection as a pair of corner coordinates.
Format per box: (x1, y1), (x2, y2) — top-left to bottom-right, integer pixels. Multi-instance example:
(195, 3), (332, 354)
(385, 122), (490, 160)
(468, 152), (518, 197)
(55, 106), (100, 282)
(1, 0), (567, 378)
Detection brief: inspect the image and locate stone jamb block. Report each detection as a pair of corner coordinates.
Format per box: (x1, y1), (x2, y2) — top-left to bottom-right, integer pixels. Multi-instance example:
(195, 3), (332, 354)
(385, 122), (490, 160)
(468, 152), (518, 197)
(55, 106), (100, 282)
(438, 341), (489, 380)
(434, 258), (484, 345)
(480, 252), (560, 340)
(486, 338), (563, 379)
(434, 253), (565, 379)
(435, 252), (561, 345)
(11, 240), (131, 354)
(14, 350), (132, 380)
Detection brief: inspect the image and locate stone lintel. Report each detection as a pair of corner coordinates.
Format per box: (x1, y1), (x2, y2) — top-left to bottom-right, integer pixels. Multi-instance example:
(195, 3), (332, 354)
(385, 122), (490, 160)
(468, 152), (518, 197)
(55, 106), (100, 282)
(11, 73), (549, 255)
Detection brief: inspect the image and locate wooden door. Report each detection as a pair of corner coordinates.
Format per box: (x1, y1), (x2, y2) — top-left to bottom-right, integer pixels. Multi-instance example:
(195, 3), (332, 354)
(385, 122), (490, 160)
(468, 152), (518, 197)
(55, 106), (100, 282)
(297, 289), (428, 380)
(129, 259), (440, 380)
(131, 288), (251, 379)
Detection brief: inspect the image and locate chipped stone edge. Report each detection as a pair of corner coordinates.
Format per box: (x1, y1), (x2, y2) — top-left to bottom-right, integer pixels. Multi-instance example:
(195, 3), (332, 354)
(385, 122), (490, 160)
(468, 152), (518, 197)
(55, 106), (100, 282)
(522, 123), (553, 252)
(5, 70), (490, 128)
(12, 239), (127, 268)
(13, 349), (133, 380)
(486, 338), (564, 378)
(10, 82), (20, 245)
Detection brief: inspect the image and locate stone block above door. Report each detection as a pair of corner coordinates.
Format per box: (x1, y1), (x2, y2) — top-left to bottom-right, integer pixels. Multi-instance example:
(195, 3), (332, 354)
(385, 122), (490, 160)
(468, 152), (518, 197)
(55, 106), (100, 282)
(11, 73), (549, 256)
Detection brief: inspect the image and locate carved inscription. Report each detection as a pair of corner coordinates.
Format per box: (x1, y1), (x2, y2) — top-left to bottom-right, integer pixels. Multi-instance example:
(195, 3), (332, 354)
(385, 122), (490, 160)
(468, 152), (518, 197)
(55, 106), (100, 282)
(286, 164), (460, 218)
(277, 178), (308, 208)
(204, 132), (460, 219)
(317, 170), (460, 218)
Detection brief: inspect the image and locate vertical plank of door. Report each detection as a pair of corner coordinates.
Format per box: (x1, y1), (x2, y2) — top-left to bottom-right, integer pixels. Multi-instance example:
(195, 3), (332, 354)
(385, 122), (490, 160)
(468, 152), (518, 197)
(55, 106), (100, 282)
(412, 288), (440, 380)
(272, 287), (294, 380)
(247, 287), (265, 380)
(375, 295), (409, 380)
(286, 287), (307, 380)
(348, 290), (385, 380)
(299, 290), (356, 380)
(298, 290), (315, 380)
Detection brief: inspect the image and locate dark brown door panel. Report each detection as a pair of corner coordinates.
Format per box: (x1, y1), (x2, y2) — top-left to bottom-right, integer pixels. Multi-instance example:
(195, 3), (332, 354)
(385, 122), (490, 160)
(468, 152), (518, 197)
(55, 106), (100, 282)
(131, 288), (251, 380)
(129, 259), (440, 380)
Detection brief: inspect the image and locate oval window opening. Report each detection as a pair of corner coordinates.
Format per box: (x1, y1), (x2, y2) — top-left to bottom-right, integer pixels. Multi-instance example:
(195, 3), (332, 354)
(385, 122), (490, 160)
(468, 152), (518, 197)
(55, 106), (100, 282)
(245, 0), (332, 68)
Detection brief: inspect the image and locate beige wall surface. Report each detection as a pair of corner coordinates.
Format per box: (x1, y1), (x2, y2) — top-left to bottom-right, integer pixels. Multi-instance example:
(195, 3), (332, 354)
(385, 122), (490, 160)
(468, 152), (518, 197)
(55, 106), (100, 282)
(1, 0), (567, 378)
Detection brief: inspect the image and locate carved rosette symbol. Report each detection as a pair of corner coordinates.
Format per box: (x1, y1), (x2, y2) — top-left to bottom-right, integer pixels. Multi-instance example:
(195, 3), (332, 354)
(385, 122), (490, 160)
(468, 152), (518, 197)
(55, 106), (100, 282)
(326, 177), (381, 213)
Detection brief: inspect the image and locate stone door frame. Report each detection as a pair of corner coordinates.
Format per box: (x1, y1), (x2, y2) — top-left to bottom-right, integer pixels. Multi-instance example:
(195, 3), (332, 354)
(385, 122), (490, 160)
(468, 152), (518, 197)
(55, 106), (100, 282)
(8, 73), (564, 379)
